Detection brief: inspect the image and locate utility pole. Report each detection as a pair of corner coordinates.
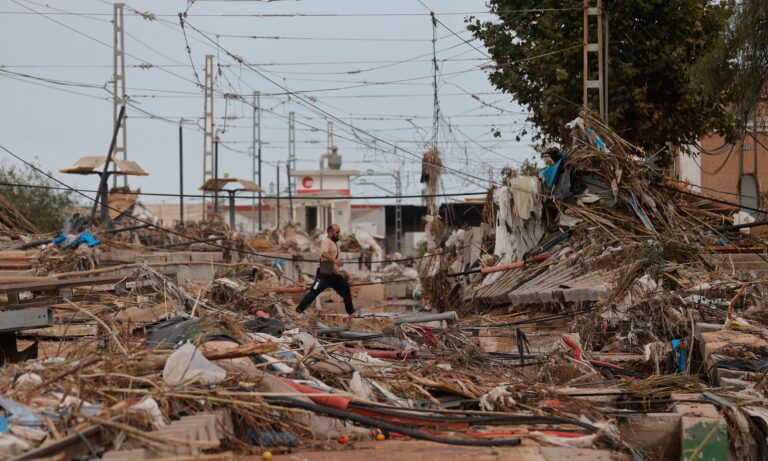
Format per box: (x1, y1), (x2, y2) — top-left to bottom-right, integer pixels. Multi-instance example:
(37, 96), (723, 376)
(395, 168), (402, 253)
(276, 163), (281, 229)
(288, 111), (296, 196)
(213, 136), (219, 218)
(604, 6), (609, 122)
(179, 121), (184, 227)
(112, 2), (128, 188)
(582, 0), (605, 119)
(321, 120), (333, 190)
(287, 163), (294, 223)
(252, 91), (261, 232)
(202, 54), (215, 220)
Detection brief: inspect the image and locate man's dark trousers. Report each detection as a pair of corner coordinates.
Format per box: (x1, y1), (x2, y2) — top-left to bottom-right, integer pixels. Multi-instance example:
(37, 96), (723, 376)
(296, 269), (355, 314)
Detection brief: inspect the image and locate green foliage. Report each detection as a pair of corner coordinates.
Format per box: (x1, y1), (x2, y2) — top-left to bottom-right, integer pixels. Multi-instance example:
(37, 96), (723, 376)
(518, 157), (539, 176)
(691, 0), (768, 125)
(0, 162), (77, 232)
(641, 245), (667, 280)
(467, 0), (739, 156)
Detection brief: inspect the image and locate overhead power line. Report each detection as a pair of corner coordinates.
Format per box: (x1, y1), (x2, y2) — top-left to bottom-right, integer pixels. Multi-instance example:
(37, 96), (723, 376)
(0, 8), (582, 18)
(0, 181), (487, 201)
(179, 17), (500, 187)
(0, 142), (461, 264)
(212, 32), (457, 42)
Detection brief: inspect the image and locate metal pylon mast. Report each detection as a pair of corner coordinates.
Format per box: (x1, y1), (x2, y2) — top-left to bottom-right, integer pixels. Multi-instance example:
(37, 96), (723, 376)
(288, 111), (296, 193)
(583, 0), (605, 118)
(202, 54), (215, 220)
(112, 2), (128, 188)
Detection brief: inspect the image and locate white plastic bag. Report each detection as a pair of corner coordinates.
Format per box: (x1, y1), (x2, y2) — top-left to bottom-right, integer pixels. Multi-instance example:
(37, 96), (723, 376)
(162, 342), (226, 386)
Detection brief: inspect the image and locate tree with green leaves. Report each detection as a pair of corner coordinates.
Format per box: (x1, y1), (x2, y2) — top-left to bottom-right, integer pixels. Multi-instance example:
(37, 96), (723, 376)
(467, 1), (738, 156)
(692, 0), (768, 126)
(0, 162), (77, 233)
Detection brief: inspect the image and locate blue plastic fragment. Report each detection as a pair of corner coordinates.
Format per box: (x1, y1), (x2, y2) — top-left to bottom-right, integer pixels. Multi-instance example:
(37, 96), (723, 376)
(0, 397), (44, 426)
(272, 259), (285, 271)
(0, 415), (8, 433)
(672, 339), (687, 373)
(73, 232), (100, 247)
(627, 193), (656, 233)
(583, 127), (607, 151)
(52, 233), (67, 245)
(539, 157), (564, 188)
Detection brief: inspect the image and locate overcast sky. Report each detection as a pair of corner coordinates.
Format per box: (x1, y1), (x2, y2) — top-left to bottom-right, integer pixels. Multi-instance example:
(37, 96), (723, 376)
(0, 0), (538, 206)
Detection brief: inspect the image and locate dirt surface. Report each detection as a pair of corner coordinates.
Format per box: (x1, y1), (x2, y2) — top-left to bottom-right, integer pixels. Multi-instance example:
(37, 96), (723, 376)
(263, 440), (616, 461)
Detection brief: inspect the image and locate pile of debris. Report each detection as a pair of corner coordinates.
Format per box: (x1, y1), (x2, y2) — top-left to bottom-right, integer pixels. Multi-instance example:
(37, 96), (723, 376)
(7, 112), (768, 460)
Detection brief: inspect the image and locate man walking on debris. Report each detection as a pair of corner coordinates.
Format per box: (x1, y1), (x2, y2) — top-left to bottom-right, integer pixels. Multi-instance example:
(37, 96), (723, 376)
(296, 224), (356, 316)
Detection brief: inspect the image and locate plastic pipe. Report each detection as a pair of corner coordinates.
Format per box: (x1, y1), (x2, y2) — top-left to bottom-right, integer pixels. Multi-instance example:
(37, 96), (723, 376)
(281, 379), (351, 411)
(393, 311), (457, 325)
(479, 253), (552, 274)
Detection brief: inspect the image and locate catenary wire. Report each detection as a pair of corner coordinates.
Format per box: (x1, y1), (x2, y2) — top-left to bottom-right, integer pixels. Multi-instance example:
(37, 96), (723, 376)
(0, 142), (461, 265)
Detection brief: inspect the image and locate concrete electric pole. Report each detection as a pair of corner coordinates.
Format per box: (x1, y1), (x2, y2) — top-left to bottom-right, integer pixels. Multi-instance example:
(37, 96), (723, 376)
(252, 91), (261, 232)
(288, 111), (296, 192)
(112, 2), (128, 188)
(395, 169), (403, 253)
(583, 0), (605, 119)
(202, 54), (215, 221)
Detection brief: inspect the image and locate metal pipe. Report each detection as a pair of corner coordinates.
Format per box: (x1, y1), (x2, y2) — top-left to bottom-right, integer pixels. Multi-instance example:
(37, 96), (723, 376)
(8, 238), (54, 250)
(104, 223), (152, 234)
(393, 311), (457, 325)
(228, 191), (236, 229)
(716, 219), (768, 232)
(338, 332), (411, 349)
(91, 104), (126, 221)
(98, 179), (110, 225)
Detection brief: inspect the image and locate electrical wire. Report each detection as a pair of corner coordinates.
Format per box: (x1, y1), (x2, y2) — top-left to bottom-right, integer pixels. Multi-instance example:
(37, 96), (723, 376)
(213, 32), (457, 43)
(418, 1), (584, 112)
(10, 1), (537, 197)
(265, 397), (522, 447)
(660, 182), (767, 214)
(0, 144), (462, 264)
(0, 180), (487, 201)
(0, 9), (582, 18)
(179, 17), (502, 188)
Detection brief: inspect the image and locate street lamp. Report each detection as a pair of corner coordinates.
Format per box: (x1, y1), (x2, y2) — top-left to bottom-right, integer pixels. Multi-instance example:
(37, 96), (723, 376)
(199, 177), (263, 229)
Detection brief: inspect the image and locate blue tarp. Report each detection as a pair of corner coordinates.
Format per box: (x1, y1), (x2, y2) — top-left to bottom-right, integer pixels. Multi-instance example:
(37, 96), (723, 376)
(539, 156), (564, 188)
(52, 231), (100, 248)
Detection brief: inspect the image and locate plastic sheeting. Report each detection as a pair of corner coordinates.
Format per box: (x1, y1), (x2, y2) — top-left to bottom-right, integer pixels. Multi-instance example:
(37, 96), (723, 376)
(162, 342), (226, 386)
(509, 177), (540, 220)
(493, 187), (515, 259)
